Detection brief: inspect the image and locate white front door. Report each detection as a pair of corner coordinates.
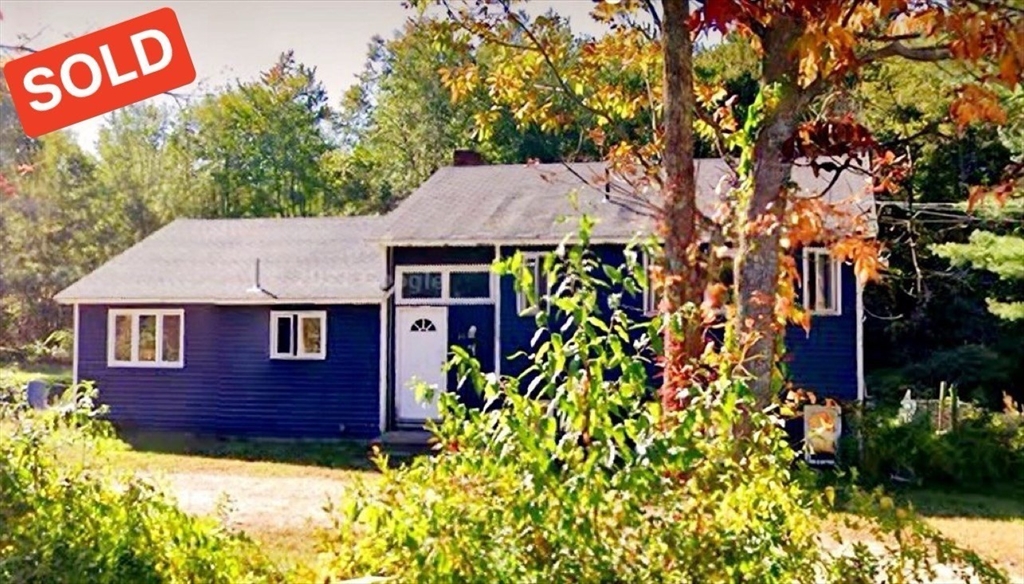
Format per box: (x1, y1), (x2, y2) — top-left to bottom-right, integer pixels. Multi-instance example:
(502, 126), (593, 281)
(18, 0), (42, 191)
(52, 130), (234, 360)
(396, 306), (448, 422)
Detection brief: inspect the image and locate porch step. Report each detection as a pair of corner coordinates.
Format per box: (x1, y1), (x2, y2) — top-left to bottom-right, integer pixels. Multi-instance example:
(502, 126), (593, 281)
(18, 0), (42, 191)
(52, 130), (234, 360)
(373, 430), (434, 457)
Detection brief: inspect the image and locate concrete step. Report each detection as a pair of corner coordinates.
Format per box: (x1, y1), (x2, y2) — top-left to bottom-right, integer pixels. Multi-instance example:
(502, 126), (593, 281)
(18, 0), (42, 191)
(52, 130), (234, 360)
(372, 430), (434, 458)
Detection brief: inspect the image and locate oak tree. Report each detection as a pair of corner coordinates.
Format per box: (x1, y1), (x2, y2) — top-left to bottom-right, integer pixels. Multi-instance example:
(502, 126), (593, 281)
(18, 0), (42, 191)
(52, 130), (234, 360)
(418, 0), (1023, 405)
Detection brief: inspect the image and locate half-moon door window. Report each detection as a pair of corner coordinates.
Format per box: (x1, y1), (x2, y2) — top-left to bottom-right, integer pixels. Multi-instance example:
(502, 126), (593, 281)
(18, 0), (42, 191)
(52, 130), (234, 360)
(410, 318), (437, 332)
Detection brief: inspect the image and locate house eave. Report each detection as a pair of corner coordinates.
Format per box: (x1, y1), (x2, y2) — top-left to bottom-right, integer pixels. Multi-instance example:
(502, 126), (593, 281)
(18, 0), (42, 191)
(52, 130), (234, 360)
(55, 297), (386, 306)
(375, 236), (648, 247)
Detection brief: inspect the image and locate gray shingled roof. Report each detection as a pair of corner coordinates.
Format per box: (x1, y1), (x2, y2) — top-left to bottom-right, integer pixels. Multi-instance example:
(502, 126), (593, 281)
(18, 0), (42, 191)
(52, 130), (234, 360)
(56, 158), (876, 304)
(378, 159), (875, 244)
(55, 216), (385, 304)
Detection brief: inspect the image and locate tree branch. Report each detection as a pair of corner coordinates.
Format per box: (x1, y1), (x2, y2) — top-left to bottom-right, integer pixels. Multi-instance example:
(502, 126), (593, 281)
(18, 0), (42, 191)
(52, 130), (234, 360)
(856, 32), (923, 43)
(695, 107), (737, 172)
(642, 0), (663, 32)
(0, 43), (38, 53)
(861, 41), (952, 64)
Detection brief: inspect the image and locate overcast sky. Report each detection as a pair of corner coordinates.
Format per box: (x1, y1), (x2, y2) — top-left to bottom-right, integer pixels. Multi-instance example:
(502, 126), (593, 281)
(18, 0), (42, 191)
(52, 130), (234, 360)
(1, 0), (605, 153)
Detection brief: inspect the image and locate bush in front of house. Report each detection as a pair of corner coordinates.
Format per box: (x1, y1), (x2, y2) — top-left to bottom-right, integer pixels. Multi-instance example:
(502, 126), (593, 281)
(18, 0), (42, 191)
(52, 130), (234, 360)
(0, 387), (286, 584)
(316, 232), (1006, 584)
(857, 396), (1024, 491)
(867, 344), (1020, 409)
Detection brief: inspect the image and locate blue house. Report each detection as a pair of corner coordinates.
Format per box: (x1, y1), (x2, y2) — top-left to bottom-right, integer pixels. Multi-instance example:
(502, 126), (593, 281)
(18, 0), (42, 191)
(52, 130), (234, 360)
(55, 157), (874, 438)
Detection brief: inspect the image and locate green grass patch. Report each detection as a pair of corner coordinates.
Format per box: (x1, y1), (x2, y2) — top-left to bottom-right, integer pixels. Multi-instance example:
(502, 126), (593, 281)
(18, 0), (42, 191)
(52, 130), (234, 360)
(905, 489), (1024, 522)
(891, 490), (1024, 578)
(0, 362), (72, 388)
(118, 430), (376, 471)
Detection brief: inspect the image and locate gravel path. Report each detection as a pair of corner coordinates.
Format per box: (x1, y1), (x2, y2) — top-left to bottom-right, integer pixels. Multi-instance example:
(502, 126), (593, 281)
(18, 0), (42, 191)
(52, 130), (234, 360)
(155, 470), (349, 531)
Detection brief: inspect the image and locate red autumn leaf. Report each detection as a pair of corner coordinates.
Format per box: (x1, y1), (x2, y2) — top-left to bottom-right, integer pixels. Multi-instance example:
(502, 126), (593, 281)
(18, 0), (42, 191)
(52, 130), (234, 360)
(696, 0), (743, 33)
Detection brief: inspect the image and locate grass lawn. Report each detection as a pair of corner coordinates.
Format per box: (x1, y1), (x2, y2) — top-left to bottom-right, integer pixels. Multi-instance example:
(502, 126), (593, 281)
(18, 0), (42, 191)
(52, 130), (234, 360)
(828, 488), (1024, 580)
(112, 430), (380, 479)
(0, 362), (72, 388)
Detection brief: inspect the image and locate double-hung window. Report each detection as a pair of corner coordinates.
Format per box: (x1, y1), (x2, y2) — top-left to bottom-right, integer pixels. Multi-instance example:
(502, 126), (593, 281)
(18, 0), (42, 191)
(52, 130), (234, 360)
(516, 253), (547, 315)
(271, 311), (327, 359)
(802, 248), (842, 315)
(107, 309), (184, 367)
(642, 252), (658, 315)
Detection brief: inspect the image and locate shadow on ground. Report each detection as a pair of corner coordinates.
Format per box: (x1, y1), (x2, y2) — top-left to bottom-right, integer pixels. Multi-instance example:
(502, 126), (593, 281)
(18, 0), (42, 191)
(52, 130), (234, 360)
(900, 488), (1024, 521)
(118, 430), (424, 471)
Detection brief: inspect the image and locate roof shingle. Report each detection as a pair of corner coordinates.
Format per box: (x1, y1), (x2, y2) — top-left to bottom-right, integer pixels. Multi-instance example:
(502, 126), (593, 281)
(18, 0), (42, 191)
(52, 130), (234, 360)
(55, 158), (876, 304)
(55, 216), (385, 303)
(379, 159), (875, 244)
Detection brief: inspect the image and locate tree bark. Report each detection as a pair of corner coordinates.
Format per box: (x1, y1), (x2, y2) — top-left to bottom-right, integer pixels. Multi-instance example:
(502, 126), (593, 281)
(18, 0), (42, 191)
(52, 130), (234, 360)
(735, 18), (804, 405)
(735, 120), (794, 403)
(659, 0), (703, 409)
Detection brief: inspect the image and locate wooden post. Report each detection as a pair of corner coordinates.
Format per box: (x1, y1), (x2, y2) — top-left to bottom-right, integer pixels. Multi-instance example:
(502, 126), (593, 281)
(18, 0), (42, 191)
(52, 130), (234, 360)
(950, 384), (959, 432)
(938, 381), (946, 431)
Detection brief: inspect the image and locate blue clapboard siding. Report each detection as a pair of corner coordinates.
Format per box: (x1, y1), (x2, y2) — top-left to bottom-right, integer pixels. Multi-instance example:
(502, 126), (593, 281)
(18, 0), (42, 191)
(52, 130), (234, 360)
(785, 263), (859, 402)
(78, 304), (221, 433)
(77, 304), (381, 438)
(493, 245), (860, 403)
(213, 305), (381, 439)
(447, 304), (495, 409)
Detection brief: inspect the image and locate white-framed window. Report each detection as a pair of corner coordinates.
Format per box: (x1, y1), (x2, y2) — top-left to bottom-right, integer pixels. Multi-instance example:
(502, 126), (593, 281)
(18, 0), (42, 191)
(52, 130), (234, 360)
(270, 311), (327, 360)
(642, 252), (657, 315)
(396, 265), (494, 305)
(515, 252), (547, 315)
(802, 247), (842, 316)
(107, 308), (184, 368)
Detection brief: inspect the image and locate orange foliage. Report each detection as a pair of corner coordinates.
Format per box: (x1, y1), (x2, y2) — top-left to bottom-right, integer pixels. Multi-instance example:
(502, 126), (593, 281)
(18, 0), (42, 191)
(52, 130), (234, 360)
(950, 84), (1008, 130)
(832, 237), (883, 285)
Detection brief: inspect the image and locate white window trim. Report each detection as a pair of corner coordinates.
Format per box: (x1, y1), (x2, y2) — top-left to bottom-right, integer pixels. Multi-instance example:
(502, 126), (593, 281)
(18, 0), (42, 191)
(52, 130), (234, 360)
(395, 265), (496, 305)
(642, 252), (657, 316)
(802, 247), (842, 316)
(270, 310), (328, 360)
(515, 253), (546, 315)
(107, 308), (185, 368)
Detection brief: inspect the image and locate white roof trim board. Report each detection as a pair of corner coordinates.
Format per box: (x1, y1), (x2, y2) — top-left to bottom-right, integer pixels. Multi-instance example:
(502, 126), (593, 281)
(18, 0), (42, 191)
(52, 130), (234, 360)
(55, 159), (877, 305)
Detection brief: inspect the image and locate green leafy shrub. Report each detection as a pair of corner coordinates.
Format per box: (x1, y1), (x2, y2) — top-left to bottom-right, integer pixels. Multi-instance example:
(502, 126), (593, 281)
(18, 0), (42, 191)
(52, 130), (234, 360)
(867, 344), (1016, 408)
(1, 330), (75, 368)
(858, 401), (1024, 491)
(0, 364), (73, 407)
(317, 230), (1006, 584)
(0, 386), (286, 584)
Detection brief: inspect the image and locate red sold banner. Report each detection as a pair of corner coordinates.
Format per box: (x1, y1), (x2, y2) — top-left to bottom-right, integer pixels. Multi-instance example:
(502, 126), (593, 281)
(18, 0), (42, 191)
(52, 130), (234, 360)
(2, 7), (195, 138)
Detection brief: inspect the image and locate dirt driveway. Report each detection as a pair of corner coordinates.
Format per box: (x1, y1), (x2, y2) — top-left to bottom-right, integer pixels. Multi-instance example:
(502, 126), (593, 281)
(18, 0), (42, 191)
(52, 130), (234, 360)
(158, 470), (348, 532)
(121, 451), (377, 564)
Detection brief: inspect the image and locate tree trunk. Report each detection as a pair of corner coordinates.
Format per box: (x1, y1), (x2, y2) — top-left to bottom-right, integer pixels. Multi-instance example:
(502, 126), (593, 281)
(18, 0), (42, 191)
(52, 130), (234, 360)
(735, 124), (794, 403)
(659, 0), (704, 409)
(734, 19), (804, 405)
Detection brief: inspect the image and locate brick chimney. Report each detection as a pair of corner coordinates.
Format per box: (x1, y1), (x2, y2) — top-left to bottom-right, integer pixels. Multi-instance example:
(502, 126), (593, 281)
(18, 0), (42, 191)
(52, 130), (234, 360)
(452, 149), (486, 167)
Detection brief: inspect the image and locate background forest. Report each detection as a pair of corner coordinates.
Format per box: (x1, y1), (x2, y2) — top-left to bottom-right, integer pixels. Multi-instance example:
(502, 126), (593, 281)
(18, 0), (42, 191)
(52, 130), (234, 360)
(1, 16), (1021, 406)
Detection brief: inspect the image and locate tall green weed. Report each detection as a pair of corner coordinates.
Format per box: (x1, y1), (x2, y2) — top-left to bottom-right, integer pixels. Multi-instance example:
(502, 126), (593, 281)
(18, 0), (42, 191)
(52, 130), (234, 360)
(0, 386), (286, 583)
(317, 229), (1006, 584)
